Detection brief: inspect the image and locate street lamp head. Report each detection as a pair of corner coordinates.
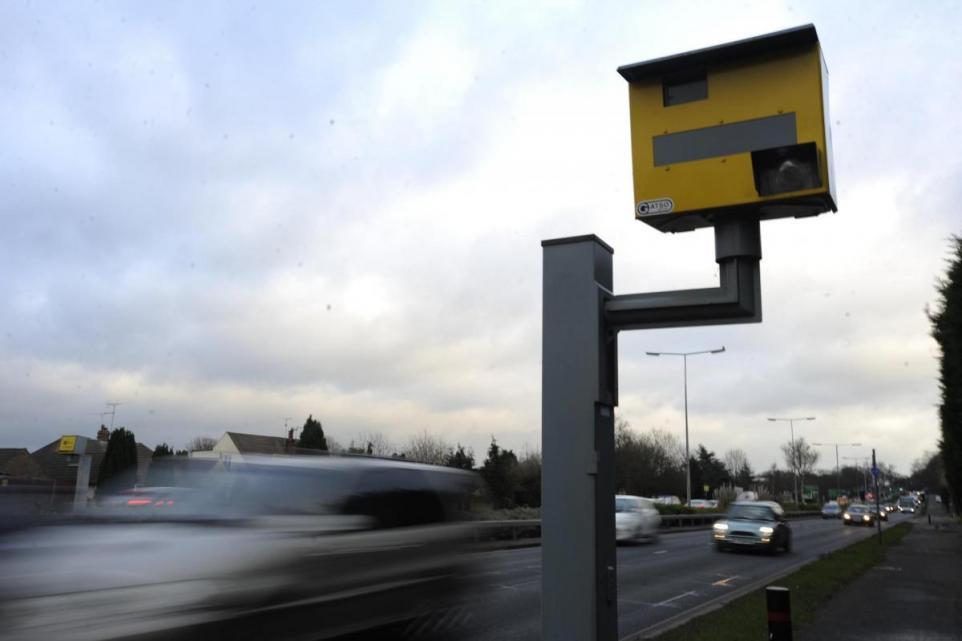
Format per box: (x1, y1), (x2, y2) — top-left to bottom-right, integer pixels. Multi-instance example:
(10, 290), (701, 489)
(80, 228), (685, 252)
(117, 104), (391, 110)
(645, 351), (661, 357)
(767, 418), (777, 422)
(711, 346), (726, 354)
(805, 417), (816, 421)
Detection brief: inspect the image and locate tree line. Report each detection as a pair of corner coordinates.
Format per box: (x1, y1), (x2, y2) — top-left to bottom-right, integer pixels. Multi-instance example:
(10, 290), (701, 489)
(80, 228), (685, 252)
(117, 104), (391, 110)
(103, 406), (937, 509)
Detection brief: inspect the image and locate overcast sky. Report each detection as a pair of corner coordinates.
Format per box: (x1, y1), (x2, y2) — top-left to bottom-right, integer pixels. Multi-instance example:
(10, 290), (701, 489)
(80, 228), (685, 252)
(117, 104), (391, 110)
(2, 1), (959, 476)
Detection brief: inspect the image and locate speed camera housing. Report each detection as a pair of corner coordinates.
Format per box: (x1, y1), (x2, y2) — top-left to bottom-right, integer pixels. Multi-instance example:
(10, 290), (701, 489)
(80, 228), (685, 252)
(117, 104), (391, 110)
(619, 24), (837, 232)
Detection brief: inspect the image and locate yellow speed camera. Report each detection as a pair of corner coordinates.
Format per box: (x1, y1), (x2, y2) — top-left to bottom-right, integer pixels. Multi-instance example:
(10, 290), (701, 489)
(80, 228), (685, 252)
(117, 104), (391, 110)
(619, 24), (836, 232)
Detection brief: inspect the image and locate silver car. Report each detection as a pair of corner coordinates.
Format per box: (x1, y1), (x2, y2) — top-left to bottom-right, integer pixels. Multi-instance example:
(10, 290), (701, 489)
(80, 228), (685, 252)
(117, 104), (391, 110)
(615, 495), (661, 543)
(712, 501), (792, 553)
(0, 455), (478, 641)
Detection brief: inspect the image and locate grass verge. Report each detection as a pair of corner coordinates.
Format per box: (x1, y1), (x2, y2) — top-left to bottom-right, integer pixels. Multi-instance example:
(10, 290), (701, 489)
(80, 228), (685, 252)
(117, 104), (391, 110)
(654, 522), (913, 641)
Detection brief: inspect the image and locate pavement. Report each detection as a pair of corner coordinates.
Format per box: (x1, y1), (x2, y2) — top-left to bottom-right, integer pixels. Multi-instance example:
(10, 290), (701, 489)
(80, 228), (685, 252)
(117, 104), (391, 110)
(798, 503), (962, 641)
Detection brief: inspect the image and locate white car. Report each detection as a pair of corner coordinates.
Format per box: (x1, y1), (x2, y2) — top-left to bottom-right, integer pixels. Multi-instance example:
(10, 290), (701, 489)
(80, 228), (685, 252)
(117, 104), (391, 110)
(615, 495), (661, 542)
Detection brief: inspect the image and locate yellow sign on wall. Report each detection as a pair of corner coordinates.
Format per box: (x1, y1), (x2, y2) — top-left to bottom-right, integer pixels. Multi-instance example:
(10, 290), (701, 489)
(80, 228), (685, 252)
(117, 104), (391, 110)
(58, 435), (78, 454)
(618, 24), (836, 232)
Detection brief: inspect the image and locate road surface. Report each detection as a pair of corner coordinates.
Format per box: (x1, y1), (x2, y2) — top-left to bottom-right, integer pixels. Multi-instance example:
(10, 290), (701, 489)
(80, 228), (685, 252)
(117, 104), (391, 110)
(459, 513), (912, 640)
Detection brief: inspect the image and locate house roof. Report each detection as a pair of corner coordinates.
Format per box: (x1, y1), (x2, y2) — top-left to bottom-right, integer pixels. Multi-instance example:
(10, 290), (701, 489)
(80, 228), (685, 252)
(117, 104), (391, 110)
(30, 438), (107, 486)
(0, 448), (28, 471)
(225, 432), (295, 456)
(28, 437), (154, 487)
(0, 451), (44, 479)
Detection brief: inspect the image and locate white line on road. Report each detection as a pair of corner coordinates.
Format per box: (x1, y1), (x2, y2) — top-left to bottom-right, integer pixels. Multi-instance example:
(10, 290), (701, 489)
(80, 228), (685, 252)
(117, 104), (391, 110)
(654, 550), (668, 555)
(654, 591), (698, 608)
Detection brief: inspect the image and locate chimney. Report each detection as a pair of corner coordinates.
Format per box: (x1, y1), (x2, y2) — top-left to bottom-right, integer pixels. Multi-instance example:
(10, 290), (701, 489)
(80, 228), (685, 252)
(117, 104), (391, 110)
(97, 425), (110, 441)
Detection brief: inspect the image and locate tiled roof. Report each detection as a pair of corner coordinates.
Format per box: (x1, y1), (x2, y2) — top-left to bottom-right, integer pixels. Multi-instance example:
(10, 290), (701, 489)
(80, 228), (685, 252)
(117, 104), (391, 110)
(28, 437), (154, 487)
(29, 438), (107, 486)
(0, 448), (28, 471)
(226, 432), (295, 455)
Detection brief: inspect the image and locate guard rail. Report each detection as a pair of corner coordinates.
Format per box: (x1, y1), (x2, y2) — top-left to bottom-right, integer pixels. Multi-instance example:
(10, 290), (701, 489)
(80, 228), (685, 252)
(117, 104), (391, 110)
(471, 511), (822, 543)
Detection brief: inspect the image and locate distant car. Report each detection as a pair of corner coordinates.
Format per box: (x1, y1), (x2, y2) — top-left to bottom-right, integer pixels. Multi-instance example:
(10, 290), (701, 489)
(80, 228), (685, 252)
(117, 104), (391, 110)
(821, 501), (842, 519)
(688, 499), (716, 510)
(615, 495), (661, 543)
(875, 505), (889, 521)
(654, 495), (682, 506)
(843, 504), (877, 526)
(712, 501), (791, 553)
(898, 496), (918, 513)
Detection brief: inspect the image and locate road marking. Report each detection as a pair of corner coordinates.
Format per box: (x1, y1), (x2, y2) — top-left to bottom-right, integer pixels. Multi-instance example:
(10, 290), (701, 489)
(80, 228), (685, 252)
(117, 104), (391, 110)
(654, 550), (668, 555)
(711, 577), (735, 587)
(654, 591), (698, 608)
(874, 566), (902, 572)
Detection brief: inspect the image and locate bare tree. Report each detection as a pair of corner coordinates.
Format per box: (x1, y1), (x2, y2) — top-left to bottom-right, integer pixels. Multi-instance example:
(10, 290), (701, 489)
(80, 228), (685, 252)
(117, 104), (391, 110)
(723, 448), (754, 487)
(781, 437), (820, 502)
(351, 431), (394, 457)
(403, 430), (451, 465)
(614, 419), (686, 497)
(781, 437), (820, 477)
(325, 435), (343, 453)
(723, 449), (748, 477)
(187, 436), (217, 452)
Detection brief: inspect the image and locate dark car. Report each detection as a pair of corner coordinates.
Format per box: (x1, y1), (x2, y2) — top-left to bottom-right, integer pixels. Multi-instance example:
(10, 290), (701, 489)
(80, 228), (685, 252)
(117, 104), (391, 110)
(712, 501), (791, 553)
(0, 455), (478, 641)
(843, 503), (877, 526)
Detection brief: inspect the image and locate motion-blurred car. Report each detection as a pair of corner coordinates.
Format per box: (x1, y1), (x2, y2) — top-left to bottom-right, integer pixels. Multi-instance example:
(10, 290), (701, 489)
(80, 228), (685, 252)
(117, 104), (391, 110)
(687, 499), (717, 510)
(0, 455), (478, 641)
(898, 495), (919, 513)
(820, 501), (842, 519)
(615, 495), (661, 543)
(712, 501), (791, 553)
(843, 503), (877, 526)
(875, 505), (889, 521)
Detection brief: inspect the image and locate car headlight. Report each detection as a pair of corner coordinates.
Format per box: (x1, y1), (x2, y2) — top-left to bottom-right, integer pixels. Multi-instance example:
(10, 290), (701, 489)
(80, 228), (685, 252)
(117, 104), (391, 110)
(843, 514), (851, 519)
(713, 522), (728, 531)
(863, 515), (870, 521)
(759, 526), (774, 535)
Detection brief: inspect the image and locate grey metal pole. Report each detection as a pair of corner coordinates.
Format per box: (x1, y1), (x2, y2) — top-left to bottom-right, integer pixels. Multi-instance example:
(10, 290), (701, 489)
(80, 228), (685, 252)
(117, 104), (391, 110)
(73, 454), (91, 512)
(835, 443), (842, 501)
(790, 419), (798, 505)
(873, 449), (882, 544)
(683, 354), (690, 505)
(542, 235), (618, 641)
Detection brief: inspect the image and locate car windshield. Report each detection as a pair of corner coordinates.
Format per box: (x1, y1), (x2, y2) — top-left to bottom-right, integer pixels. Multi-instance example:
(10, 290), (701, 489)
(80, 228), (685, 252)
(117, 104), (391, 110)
(848, 505), (868, 514)
(726, 505), (774, 521)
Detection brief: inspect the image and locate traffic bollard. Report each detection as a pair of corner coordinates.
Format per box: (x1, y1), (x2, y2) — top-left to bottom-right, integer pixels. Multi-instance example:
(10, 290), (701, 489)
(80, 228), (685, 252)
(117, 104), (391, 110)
(766, 586), (792, 641)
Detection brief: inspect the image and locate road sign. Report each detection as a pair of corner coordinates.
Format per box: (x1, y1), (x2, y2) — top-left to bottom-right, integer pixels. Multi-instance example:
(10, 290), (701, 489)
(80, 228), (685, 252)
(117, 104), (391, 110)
(871, 466), (880, 478)
(618, 24), (836, 233)
(58, 435), (78, 454)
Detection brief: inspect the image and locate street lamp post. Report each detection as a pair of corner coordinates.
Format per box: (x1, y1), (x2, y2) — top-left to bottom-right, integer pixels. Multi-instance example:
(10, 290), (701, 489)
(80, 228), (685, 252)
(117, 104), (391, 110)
(812, 441), (861, 501)
(646, 347), (726, 505)
(843, 456), (871, 498)
(767, 416), (815, 505)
